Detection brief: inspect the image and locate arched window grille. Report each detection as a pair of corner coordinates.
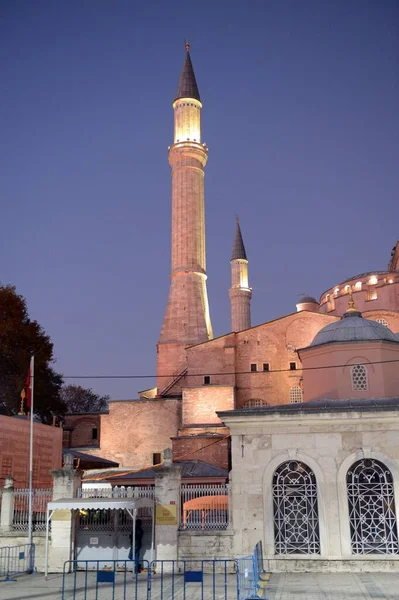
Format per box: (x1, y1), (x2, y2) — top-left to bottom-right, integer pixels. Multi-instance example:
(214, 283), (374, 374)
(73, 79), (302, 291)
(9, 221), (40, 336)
(351, 364), (368, 391)
(290, 386), (303, 404)
(375, 317), (389, 328)
(244, 398), (268, 408)
(272, 461), (320, 554)
(347, 459), (399, 554)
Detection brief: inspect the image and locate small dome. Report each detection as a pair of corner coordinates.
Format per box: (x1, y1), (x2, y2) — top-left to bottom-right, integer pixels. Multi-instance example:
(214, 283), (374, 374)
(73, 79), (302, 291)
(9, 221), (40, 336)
(310, 313), (398, 347)
(298, 296), (318, 304)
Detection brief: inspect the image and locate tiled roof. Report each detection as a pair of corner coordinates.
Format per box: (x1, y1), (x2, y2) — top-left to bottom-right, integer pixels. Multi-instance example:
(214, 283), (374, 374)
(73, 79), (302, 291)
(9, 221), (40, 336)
(218, 397), (399, 417)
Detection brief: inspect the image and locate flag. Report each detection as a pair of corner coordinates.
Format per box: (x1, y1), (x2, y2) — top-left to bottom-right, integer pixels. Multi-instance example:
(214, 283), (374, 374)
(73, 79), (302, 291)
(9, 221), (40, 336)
(22, 360), (33, 410)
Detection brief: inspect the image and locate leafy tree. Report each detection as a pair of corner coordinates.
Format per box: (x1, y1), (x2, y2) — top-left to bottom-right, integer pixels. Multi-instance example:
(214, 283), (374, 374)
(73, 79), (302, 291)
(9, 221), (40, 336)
(0, 284), (65, 423)
(61, 384), (109, 414)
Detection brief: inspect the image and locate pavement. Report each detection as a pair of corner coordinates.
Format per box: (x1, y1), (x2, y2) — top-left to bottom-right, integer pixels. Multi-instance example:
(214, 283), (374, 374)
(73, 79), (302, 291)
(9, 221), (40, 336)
(0, 571), (398, 599)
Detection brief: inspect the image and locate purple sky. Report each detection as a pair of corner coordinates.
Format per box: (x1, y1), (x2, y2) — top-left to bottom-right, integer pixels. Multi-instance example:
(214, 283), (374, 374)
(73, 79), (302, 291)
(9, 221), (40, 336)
(1, 1), (398, 399)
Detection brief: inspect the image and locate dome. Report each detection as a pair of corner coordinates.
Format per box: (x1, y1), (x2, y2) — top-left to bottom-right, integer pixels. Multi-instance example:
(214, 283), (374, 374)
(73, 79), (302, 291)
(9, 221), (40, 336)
(309, 312), (398, 348)
(298, 296), (318, 304)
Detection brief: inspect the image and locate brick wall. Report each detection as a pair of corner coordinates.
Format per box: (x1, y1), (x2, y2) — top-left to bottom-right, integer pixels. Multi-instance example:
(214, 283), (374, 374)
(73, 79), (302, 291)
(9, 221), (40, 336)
(0, 415), (62, 488)
(172, 431), (230, 471)
(182, 386), (234, 426)
(80, 398), (180, 468)
(63, 414), (101, 448)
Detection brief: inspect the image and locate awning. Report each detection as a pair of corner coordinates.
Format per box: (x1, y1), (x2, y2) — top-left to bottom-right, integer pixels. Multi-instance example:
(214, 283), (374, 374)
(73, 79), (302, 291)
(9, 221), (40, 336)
(47, 496), (153, 511)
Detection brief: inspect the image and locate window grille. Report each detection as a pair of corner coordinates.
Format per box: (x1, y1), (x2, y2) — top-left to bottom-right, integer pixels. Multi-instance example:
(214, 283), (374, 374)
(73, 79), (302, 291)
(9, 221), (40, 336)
(250, 363), (257, 372)
(290, 386), (303, 404)
(375, 318), (389, 327)
(263, 363), (270, 372)
(351, 364), (368, 391)
(272, 461), (320, 554)
(347, 459), (399, 554)
(289, 362), (297, 371)
(244, 399), (268, 408)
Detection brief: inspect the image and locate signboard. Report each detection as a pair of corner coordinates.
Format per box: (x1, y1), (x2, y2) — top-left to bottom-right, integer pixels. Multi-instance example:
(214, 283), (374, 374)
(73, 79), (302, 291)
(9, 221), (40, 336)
(90, 537), (99, 545)
(52, 509), (71, 521)
(156, 504), (177, 525)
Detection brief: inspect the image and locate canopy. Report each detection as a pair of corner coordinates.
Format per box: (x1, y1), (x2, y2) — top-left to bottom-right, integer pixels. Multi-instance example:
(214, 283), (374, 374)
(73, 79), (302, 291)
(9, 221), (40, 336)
(45, 496), (154, 577)
(47, 497), (153, 511)
(183, 495), (228, 528)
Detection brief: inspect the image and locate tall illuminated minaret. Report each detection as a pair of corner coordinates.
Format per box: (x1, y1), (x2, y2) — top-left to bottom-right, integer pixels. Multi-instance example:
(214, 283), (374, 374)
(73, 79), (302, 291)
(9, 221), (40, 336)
(157, 43), (213, 392)
(229, 217), (252, 331)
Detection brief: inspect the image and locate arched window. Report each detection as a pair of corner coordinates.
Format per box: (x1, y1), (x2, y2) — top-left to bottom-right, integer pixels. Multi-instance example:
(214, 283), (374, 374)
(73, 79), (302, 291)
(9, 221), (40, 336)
(347, 459), (399, 554)
(273, 461), (320, 554)
(290, 386), (303, 404)
(244, 398), (268, 408)
(351, 364), (368, 391)
(375, 317), (389, 328)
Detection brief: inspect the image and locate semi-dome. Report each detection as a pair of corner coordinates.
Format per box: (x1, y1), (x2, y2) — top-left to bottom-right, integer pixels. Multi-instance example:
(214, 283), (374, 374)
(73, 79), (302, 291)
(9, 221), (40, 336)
(309, 310), (398, 348)
(298, 295), (318, 304)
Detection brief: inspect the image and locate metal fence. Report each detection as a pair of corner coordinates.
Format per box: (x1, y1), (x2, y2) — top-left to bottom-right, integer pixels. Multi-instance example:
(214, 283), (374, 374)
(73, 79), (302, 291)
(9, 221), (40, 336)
(236, 540), (269, 600)
(77, 486), (154, 532)
(12, 488), (52, 532)
(180, 484), (229, 530)
(62, 558), (238, 600)
(0, 544), (35, 582)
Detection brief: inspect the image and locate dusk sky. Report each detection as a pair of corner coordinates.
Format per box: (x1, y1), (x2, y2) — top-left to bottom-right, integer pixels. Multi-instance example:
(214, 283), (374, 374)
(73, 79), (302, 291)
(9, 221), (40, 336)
(1, 1), (398, 399)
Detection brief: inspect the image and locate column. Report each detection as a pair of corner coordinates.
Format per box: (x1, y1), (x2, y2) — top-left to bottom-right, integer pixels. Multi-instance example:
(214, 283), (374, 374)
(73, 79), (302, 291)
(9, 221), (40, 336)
(154, 448), (182, 565)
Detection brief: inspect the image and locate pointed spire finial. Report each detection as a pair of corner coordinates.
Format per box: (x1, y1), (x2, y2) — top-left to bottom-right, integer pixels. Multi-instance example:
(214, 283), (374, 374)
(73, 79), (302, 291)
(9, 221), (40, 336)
(231, 216), (247, 260)
(343, 287), (362, 318)
(175, 41), (200, 102)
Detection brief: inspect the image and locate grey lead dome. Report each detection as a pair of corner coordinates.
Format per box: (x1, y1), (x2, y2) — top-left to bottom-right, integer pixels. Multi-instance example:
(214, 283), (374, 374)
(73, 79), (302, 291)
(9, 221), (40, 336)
(310, 313), (398, 347)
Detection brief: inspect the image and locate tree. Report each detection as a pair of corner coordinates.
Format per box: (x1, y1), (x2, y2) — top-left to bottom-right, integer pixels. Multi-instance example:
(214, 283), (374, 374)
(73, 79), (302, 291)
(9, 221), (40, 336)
(0, 284), (65, 423)
(60, 384), (109, 414)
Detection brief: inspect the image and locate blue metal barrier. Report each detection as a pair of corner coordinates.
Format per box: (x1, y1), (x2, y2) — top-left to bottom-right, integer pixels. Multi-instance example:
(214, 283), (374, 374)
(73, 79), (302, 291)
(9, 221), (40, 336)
(0, 544), (35, 582)
(236, 540), (269, 599)
(150, 559), (237, 600)
(62, 559), (151, 600)
(62, 558), (237, 599)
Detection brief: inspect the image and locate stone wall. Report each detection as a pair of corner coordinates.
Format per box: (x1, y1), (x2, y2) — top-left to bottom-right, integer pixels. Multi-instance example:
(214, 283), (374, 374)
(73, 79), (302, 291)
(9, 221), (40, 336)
(172, 430), (230, 470)
(222, 405), (399, 572)
(0, 415), (62, 488)
(0, 532), (47, 571)
(178, 531), (234, 560)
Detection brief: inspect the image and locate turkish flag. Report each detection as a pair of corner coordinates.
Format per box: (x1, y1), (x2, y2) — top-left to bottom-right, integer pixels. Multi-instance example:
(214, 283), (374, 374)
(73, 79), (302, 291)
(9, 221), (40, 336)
(23, 364), (32, 410)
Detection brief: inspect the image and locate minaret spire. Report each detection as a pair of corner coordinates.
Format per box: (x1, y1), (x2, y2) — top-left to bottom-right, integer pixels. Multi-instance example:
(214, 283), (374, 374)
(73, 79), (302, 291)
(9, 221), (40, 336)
(157, 44), (213, 393)
(229, 217), (252, 332)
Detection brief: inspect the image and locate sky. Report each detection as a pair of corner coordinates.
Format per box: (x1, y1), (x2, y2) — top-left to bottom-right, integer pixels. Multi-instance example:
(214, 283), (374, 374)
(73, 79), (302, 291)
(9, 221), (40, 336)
(1, 0), (398, 399)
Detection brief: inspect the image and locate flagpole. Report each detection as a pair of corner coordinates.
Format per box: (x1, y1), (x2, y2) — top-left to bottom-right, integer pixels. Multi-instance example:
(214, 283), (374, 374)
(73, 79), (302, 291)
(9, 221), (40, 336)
(28, 355), (34, 546)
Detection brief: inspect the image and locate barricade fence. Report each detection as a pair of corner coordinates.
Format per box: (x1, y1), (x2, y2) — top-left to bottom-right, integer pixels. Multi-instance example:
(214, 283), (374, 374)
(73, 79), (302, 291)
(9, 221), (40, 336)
(12, 488), (52, 532)
(180, 483), (229, 531)
(62, 558), (238, 600)
(236, 540), (269, 600)
(0, 544), (35, 582)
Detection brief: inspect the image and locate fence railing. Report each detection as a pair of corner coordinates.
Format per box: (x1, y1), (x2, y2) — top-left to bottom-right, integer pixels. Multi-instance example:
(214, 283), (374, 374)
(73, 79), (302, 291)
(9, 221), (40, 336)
(78, 485), (154, 499)
(180, 484), (229, 531)
(12, 489), (52, 532)
(236, 540), (269, 600)
(0, 544), (35, 582)
(77, 486), (154, 532)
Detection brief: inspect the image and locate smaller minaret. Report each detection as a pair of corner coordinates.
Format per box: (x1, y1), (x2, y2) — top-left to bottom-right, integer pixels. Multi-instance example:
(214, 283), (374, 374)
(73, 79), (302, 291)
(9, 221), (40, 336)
(229, 217), (252, 331)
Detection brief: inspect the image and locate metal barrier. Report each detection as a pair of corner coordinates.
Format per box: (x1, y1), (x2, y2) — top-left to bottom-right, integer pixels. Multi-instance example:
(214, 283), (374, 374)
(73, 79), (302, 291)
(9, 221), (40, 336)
(62, 559), (151, 600)
(150, 559), (238, 600)
(62, 558), (237, 599)
(236, 540), (270, 600)
(0, 544), (35, 582)
(62, 544), (267, 599)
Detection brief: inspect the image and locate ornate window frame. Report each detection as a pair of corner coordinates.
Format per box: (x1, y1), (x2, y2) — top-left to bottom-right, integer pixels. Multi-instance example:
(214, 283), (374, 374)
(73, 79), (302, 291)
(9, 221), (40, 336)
(262, 451), (328, 557)
(337, 450), (399, 557)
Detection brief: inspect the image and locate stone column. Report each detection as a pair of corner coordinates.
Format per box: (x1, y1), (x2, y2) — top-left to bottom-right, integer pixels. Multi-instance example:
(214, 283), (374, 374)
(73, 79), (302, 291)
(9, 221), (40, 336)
(0, 476), (14, 532)
(154, 448), (182, 565)
(49, 453), (82, 573)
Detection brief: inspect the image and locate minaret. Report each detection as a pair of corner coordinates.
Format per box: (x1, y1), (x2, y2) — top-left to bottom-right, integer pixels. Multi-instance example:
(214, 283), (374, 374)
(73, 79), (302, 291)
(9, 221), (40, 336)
(229, 217), (252, 331)
(157, 42), (213, 392)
